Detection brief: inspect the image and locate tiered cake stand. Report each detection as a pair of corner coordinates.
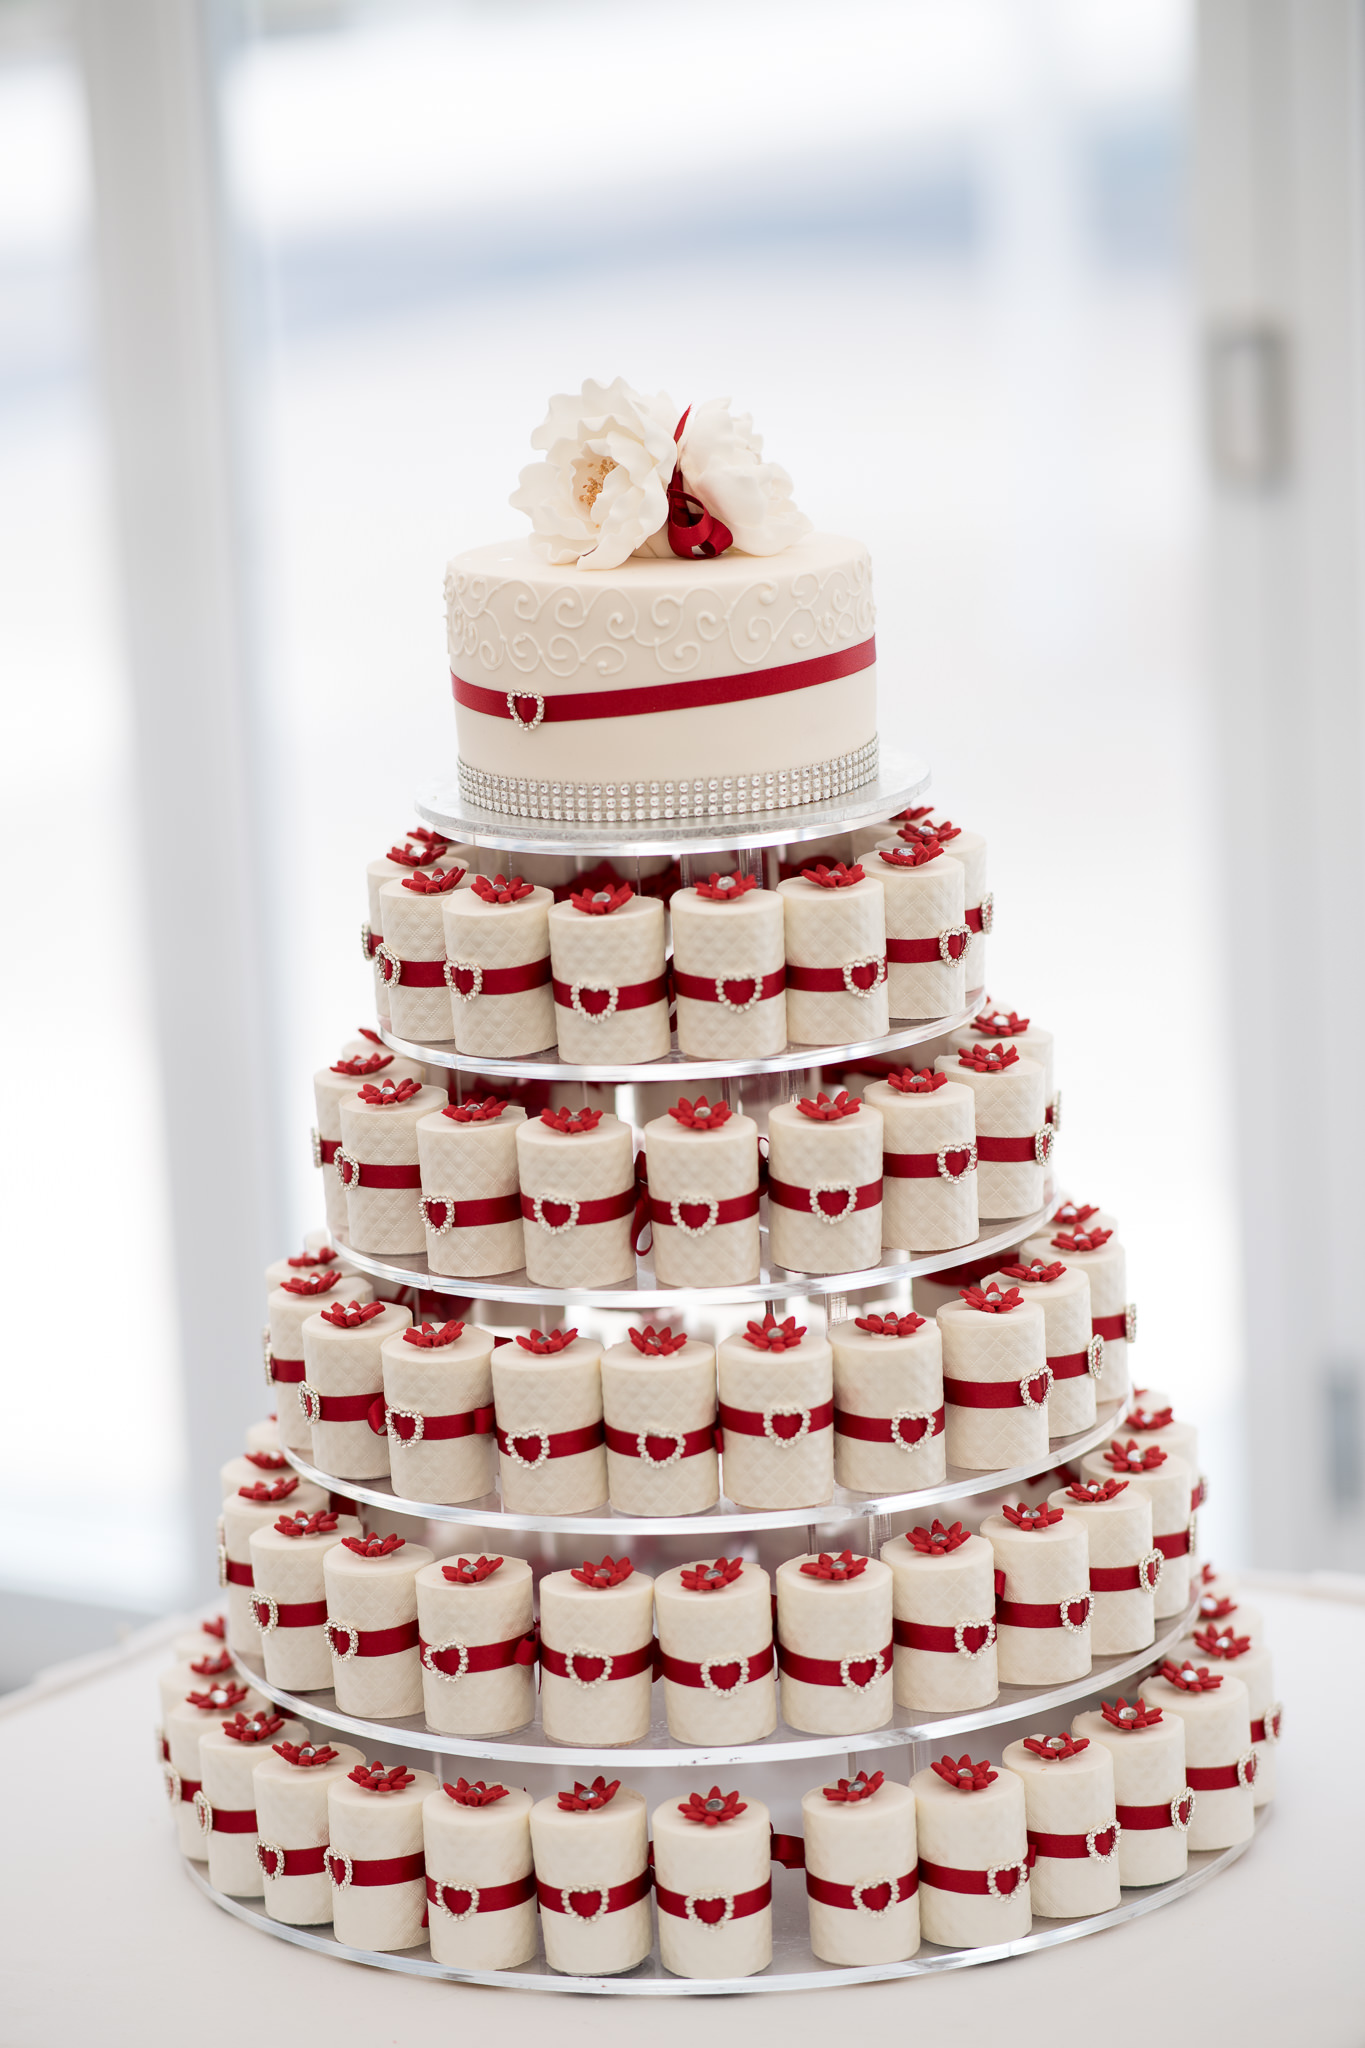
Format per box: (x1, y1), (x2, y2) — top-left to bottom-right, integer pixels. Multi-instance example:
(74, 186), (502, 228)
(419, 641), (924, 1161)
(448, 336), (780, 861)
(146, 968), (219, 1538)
(207, 758), (1258, 1992)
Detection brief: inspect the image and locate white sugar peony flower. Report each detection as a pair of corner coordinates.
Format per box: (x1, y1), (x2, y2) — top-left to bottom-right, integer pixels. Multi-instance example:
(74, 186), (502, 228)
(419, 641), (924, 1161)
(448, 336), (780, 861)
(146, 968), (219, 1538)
(510, 377), (679, 570)
(675, 398), (812, 556)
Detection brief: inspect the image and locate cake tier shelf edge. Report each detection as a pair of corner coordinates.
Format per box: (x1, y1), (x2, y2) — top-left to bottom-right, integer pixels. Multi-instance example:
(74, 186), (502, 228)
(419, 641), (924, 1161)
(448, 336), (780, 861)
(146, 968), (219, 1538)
(413, 750), (931, 860)
(227, 1598), (1196, 1769)
(182, 1800), (1259, 1997)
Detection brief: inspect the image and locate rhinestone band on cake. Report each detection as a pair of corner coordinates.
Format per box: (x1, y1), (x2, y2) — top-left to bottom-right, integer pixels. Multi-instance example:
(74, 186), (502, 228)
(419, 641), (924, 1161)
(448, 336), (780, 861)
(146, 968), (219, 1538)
(456, 738), (880, 824)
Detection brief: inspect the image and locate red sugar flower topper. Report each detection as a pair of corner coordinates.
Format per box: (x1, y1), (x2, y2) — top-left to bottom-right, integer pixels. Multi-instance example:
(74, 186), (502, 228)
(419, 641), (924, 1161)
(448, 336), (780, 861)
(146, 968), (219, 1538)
(238, 1476), (299, 1503)
(973, 1007), (1029, 1034)
(909, 1520), (970, 1555)
(401, 864), (466, 895)
(320, 1298), (387, 1329)
(668, 1095), (732, 1130)
(886, 1066), (946, 1093)
(539, 1106), (602, 1135)
(822, 1770), (885, 1804)
(386, 839), (439, 867)
(1103, 1439), (1168, 1474)
(932, 1755), (997, 1792)
(797, 1089), (860, 1121)
(1101, 1697), (1163, 1732)
(186, 1682), (249, 1712)
(570, 880), (634, 915)
(1160, 1660), (1223, 1693)
(680, 1787), (747, 1827)
(221, 1710), (285, 1743)
(1050, 1201), (1098, 1229)
(444, 1778), (509, 1806)
(628, 1325), (688, 1355)
(571, 1556), (634, 1589)
(878, 839), (943, 868)
(1002, 1501), (1065, 1531)
(355, 1025), (385, 1044)
(695, 872), (756, 901)
(961, 1283), (1023, 1315)
(681, 1557), (744, 1593)
(349, 1761), (417, 1792)
(331, 1053), (394, 1077)
(404, 1320), (466, 1348)
(1051, 1228), (1113, 1253)
(281, 1272), (341, 1297)
(472, 873), (534, 905)
(274, 1740), (339, 1767)
(245, 1450), (288, 1469)
(800, 860), (865, 888)
(1023, 1731), (1089, 1762)
(287, 1245), (339, 1268)
(357, 1077), (423, 1107)
(342, 1532), (406, 1558)
(442, 1095), (507, 1123)
(1198, 1592), (1238, 1620)
(854, 1310), (925, 1338)
(958, 1042), (1019, 1074)
(893, 805), (935, 824)
(558, 1776), (619, 1812)
(1125, 1404), (1174, 1432)
(515, 1327), (578, 1354)
(1066, 1478), (1129, 1503)
(407, 825), (453, 852)
(898, 815), (961, 844)
(800, 1550), (868, 1581)
(275, 1510), (340, 1539)
(742, 1311), (806, 1350)
(189, 1651), (234, 1678)
(442, 1555), (503, 1583)
(1193, 1625), (1251, 1660)
(999, 1260), (1065, 1286)
(202, 1615), (226, 1639)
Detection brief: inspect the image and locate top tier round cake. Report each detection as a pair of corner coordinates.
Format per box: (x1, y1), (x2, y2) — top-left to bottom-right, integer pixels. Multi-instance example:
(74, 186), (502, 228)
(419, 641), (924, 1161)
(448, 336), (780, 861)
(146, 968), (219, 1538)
(445, 378), (878, 824)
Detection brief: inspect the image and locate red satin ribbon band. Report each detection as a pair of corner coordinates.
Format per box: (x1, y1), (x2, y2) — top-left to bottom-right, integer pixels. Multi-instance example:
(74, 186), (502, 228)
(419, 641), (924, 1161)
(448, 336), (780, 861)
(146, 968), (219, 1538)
(965, 904), (987, 933)
(776, 1642), (892, 1688)
(918, 1854), (1032, 1897)
(329, 1849), (426, 1889)
(1027, 1827), (1117, 1861)
(883, 1149), (975, 1180)
(420, 1633), (539, 1676)
(718, 1399), (835, 1440)
(1251, 1717), (1271, 1743)
(223, 1559), (254, 1588)
(1088, 1563), (1152, 1592)
(536, 1871), (653, 1916)
(377, 955), (448, 990)
(495, 1421), (605, 1462)
(387, 1404), (496, 1443)
(318, 1139), (339, 1165)
(1153, 1529), (1192, 1558)
(885, 935), (968, 965)
(604, 1421), (717, 1462)
(325, 1619), (420, 1658)
(252, 1596), (328, 1630)
(785, 962), (887, 995)
(770, 1834), (806, 1871)
(446, 959), (551, 997)
(975, 1134), (1047, 1164)
(648, 1190), (761, 1231)
(1115, 1802), (1181, 1830)
(421, 1193), (521, 1230)
(268, 1355), (304, 1385)
(453, 638), (876, 727)
(206, 1806), (258, 1835)
(365, 931), (380, 958)
(766, 1178), (883, 1220)
(673, 967), (786, 1006)
(426, 1873), (537, 1915)
(833, 1405), (945, 1447)
(539, 1641), (657, 1682)
(1093, 1312), (1128, 1341)
(260, 1843), (329, 1877)
(892, 1618), (996, 1655)
(520, 1189), (637, 1230)
(1185, 1763), (1249, 1791)
(805, 1871), (918, 1911)
(995, 1596), (1091, 1631)
(654, 1879), (772, 1923)
(1049, 1350), (1092, 1381)
(942, 1374), (1050, 1411)
(336, 1159), (422, 1191)
(551, 974), (670, 1016)
(306, 1388), (380, 1424)
(177, 1778), (202, 1802)
(658, 1645), (775, 1690)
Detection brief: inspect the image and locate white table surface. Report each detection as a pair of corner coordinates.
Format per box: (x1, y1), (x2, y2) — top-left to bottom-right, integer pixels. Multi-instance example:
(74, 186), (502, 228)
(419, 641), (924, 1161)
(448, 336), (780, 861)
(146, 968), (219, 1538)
(5, 1578), (1361, 2047)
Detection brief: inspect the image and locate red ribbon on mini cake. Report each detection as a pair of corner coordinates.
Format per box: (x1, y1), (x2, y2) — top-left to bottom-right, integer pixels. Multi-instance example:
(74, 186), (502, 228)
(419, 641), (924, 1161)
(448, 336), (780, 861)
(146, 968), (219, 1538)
(267, 1354), (305, 1386)
(776, 1643), (892, 1689)
(883, 1145), (977, 1182)
(1049, 1348), (1096, 1382)
(327, 1849), (426, 1889)
(975, 1131), (1053, 1165)
(222, 1558), (254, 1587)
(202, 1805), (258, 1835)
(453, 639), (876, 729)
(334, 1157), (422, 1191)
(1185, 1760), (1255, 1792)
(1089, 1560), (1161, 1593)
(785, 960), (888, 996)
(942, 1369), (1053, 1411)
(892, 1618), (996, 1656)
(494, 1420), (605, 1463)
(421, 1193), (521, 1233)
(672, 966), (786, 1008)
(654, 1878), (772, 1924)
(1093, 1312), (1129, 1341)
(766, 1178), (882, 1222)
(535, 1870), (653, 1916)
(302, 1387), (381, 1424)
(648, 1189), (761, 1233)
(657, 1644), (775, 1690)
(426, 1873), (537, 1916)
(965, 900), (991, 933)
(717, 1399), (834, 1441)
(519, 1189), (637, 1231)
(833, 1405), (945, 1448)
(258, 1842), (330, 1878)
(538, 1640), (658, 1683)
(316, 1138), (340, 1166)
(1026, 1825), (1119, 1862)
(995, 1594), (1092, 1631)
(1116, 1797), (1194, 1831)
(384, 1402), (496, 1444)
(251, 1595), (328, 1631)
(175, 1777), (203, 1802)
(1153, 1528), (1192, 1558)
(419, 1631), (539, 1678)
(805, 1870), (918, 1912)
(551, 973), (669, 1017)
(603, 1422), (718, 1462)
(323, 1619), (421, 1659)
(918, 1852), (1032, 1897)
(885, 932), (970, 966)
(374, 953), (450, 989)
(444, 958), (551, 999)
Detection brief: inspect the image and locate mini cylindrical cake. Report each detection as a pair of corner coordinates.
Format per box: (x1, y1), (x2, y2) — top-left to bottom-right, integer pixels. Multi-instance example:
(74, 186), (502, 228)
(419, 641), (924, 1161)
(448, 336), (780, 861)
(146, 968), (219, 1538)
(530, 1782), (653, 1977)
(366, 834), (461, 983)
(871, 841), (968, 1018)
(323, 1534), (434, 1719)
(1072, 1699), (1190, 1885)
(913, 817), (990, 984)
(416, 1098), (526, 1278)
(1194, 1583), (1264, 1643)
(601, 1329), (719, 1515)
(775, 1552), (893, 1734)
(248, 1507), (363, 1691)
(441, 876), (556, 1057)
(380, 1317), (496, 1506)
(159, 1649), (238, 1728)
(1174, 1624), (1278, 1806)
(766, 1092), (884, 1276)
(1142, 1661), (1255, 1849)
(865, 1072), (978, 1255)
(1123, 1387), (1202, 1506)
(830, 1310), (946, 1494)
(1080, 1442), (1193, 1620)
(982, 1257), (1097, 1437)
(220, 1447), (290, 1499)
(645, 1100), (761, 1286)
(1001, 1733), (1120, 1919)
(164, 1680), (269, 1859)
(492, 1329), (607, 1513)
(539, 1559), (657, 1746)
(415, 1554), (536, 1736)
(779, 865), (889, 1045)
(1047, 1479), (1158, 1654)
(267, 1270), (375, 1455)
(959, 1004), (1055, 1111)
(1023, 1224), (1131, 1406)
(936, 1044), (1048, 1220)
(172, 1619), (230, 1665)
(653, 1790), (773, 1979)
(328, 1761), (436, 1952)
(314, 1049), (425, 1236)
(656, 1558), (777, 1744)
(337, 1078), (447, 1256)
(264, 1229), (346, 1294)
(910, 1247), (1020, 1322)
(423, 1781), (538, 1970)
(516, 1108), (637, 1288)
(802, 1772), (919, 1964)
(717, 1313), (834, 1510)
(376, 863), (473, 1041)
(253, 1739), (365, 1925)
(982, 1503), (1092, 1685)
(220, 1475), (328, 1646)
(197, 1707), (309, 1896)
(549, 886), (670, 1063)
(880, 1526), (998, 1711)
(671, 877), (787, 1057)
(938, 1284), (1050, 1471)
(913, 1757), (1030, 1949)
(301, 1297), (412, 1481)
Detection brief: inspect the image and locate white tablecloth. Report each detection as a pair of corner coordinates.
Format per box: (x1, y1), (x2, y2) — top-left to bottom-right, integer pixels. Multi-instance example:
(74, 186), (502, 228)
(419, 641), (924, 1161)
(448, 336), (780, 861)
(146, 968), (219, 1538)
(4, 1580), (1360, 2046)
